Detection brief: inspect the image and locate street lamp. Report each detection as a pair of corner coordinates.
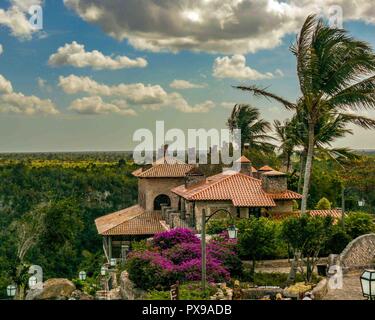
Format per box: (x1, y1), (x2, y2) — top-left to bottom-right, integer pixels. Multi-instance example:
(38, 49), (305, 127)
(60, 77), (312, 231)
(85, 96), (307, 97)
(227, 225), (238, 239)
(110, 258), (117, 267)
(358, 199), (365, 207)
(28, 276), (37, 288)
(79, 271), (87, 281)
(6, 285), (16, 298)
(360, 270), (375, 300)
(100, 266), (107, 276)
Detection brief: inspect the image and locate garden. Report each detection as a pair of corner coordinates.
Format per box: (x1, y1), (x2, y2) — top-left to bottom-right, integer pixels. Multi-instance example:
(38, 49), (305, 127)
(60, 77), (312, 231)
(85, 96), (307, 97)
(124, 212), (375, 300)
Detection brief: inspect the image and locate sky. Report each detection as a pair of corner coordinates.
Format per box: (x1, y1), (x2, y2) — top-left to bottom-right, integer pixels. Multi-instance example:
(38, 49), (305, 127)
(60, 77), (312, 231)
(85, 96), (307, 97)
(0, 0), (375, 152)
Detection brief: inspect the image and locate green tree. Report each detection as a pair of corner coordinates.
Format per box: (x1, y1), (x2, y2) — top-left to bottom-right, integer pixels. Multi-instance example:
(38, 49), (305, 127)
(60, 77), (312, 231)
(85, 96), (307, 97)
(281, 215), (333, 282)
(227, 104), (276, 154)
(236, 15), (375, 214)
(315, 197), (332, 210)
(344, 212), (375, 239)
(237, 217), (277, 280)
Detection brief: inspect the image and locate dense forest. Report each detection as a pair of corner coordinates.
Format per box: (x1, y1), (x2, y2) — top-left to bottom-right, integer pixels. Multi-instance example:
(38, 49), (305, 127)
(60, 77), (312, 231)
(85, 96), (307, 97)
(0, 153), (138, 298)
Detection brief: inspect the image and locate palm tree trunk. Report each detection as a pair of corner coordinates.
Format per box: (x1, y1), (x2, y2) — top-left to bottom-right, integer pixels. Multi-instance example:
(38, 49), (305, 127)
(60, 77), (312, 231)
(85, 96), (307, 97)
(297, 150), (306, 194)
(301, 122), (315, 214)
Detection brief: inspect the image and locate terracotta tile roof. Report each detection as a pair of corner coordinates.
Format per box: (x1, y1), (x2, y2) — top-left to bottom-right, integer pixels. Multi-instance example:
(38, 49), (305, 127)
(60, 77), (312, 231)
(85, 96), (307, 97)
(172, 171), (277, 207)
(235, 156), (251, 163)
(252, 167), (258, 173)
(133, 163), (194, 178)
(309, 209), (343, 219)
(263, 170), (286, 176)
(95, 205), (168, 235)
(270, 209), (343, 221)
(267, 190), (303, 200)
(258, 165), (274, 171)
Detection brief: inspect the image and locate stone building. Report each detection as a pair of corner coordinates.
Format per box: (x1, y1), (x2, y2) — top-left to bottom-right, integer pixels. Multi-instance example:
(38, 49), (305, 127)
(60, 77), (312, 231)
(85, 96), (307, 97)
(95, 155), (302, 260)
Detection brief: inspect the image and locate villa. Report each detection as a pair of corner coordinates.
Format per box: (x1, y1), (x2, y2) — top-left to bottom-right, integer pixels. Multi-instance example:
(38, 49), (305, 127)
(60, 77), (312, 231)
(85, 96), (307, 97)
(95, 154), (304, 260)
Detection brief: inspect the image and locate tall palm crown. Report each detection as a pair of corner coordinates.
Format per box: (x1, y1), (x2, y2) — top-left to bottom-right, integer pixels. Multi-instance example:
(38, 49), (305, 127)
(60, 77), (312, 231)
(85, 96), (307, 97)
(227, 104), (275, 153)
(236, 15), (375, 213)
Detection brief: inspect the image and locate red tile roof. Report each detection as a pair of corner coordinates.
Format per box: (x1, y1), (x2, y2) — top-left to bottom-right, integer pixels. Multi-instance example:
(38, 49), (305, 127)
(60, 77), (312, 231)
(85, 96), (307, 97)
(309, 209), (343, 219)
(133, 163), (194, 178)
(173, 171), (275, 207)
(236, 156), (251, 163)
(267, 190), (303, 200)
(95, 205), (168, 236)
(258, 165), (274, 171)
(270, 209), (343, 221)
(263, 170), (286, 176)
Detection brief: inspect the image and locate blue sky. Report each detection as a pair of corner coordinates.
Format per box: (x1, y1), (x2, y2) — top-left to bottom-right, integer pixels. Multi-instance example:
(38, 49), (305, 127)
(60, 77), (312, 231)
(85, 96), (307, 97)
(0, 0), (375, 152)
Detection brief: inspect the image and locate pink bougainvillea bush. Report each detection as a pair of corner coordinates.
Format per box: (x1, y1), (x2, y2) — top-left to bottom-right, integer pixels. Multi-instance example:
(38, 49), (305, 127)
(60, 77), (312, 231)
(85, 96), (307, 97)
(153, 228), (200, 250)
(126, 228), (243, 290)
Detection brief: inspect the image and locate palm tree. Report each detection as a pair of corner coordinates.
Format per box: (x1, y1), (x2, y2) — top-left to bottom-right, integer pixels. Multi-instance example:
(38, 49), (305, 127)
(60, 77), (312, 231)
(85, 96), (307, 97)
(227, 104), (276, 154)
(274, 119), (297, 172)
(290, 106), (375, 190)
(235, 15), (375, 214)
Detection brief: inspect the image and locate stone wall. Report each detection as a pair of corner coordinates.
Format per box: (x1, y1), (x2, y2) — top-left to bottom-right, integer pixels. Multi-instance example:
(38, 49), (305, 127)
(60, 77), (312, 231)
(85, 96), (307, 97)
(138, 177), (185, 211)
(268, 200), (294, 213)
(340, 233), (375, 271)
(261, 175), (287, 193)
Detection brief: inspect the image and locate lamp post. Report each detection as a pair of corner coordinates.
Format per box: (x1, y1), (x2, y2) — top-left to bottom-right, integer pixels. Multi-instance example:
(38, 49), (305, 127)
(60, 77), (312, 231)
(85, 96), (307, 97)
(79, 271), (87, 281)
(201, 209), (207, 292)
(100, 265), (107, 276)
(6, 285), (16, 298)
(342, 187), (365, 228)
(360, 270), (375, 300)
(227, 225), (239, 240)
(358, 199), (365, 208)
(110, 258), (117, 268)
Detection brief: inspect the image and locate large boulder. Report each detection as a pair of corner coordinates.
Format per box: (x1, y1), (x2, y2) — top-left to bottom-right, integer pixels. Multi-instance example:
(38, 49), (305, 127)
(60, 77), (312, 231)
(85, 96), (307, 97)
(33, 279), (76, 300)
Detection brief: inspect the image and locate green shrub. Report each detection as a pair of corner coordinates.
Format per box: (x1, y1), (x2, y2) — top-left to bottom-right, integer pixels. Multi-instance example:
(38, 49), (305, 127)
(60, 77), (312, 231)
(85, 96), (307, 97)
(145, 282), (217, 300)
(345, 211), (375, 239)
(315, 197), (332, 210)
(322, 225), (351, 255)
(206, 219), (229, 235)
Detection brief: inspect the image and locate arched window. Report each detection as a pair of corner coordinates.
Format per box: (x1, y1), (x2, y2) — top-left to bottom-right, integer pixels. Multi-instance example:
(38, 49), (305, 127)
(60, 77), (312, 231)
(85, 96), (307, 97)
(153, 194), (171, 210)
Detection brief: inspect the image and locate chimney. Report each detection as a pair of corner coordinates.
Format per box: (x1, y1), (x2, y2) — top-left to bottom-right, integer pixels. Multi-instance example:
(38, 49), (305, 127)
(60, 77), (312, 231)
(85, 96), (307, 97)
(185, 166), (205, 188)
(261, 171), (287, 193)
(163, 144), (169, 163)
(235, 155), (253, 176)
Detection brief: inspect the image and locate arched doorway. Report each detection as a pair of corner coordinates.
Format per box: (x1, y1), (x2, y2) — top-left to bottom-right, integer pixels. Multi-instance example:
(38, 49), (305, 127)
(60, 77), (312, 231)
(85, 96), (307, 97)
(206, 209), (232, 222)
(154, 194), (171, 210)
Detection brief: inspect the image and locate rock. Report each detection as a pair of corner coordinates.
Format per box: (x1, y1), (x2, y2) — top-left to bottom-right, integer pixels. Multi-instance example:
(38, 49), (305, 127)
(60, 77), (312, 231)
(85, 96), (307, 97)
(120, 271), (146, 300)
(33, 279), (76, 300)
(71, 290), (94, 300)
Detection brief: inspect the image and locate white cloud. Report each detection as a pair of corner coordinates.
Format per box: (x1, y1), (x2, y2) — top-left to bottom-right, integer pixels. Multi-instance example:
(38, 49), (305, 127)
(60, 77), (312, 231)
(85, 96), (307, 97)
(69, 96), (137, 116)
(213, 55), (275, 80)
(0, 0), (43, 39)
(0, 74), (59, 115)
(48, 41), (148, 70)
(0, 75), (13, 94)
(170, 80), (206, 90)
(59, 74), (215, 113)
(63, 0), (375, 54)
(221, 102), (236, 109)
